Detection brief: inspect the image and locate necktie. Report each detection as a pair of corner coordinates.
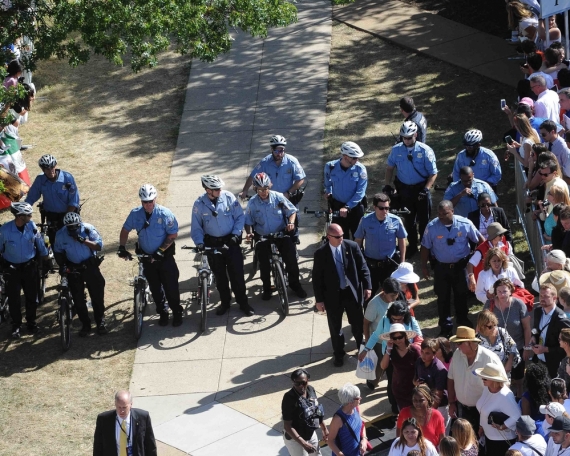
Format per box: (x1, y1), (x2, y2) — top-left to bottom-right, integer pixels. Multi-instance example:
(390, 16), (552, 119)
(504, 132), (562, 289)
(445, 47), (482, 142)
(120, 419), (128, 456)
(549, 142), (553, 151)
(334, 248), (347, 289)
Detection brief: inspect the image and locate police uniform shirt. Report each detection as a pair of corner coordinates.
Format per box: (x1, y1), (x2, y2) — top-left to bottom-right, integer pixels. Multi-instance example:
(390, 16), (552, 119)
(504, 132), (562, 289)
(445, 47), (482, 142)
(387, 141), (438, 185)
(354, 212), (407, 260)
(244, 191), (297, 236)
(324, 159), (368, 208)
(452, 147), (502, 186)
(26, 170), (80, 213)
(443, 179), (498, 218)
(0, 220), (48, 263)
(191, 190), (244, 245)
(249, 154), (306, 194)
(421, 215), (481, 264)
(405, 111), (428, 144)
(123, 204), (178, 254)
(54, 223), (102, 264)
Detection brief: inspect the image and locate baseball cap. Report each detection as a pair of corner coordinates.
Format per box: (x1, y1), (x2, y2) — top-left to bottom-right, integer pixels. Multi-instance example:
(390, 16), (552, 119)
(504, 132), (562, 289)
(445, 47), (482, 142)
(550, 416), (570, 432)
(539, 402), (566, 418)
(520, 97), (535, 108)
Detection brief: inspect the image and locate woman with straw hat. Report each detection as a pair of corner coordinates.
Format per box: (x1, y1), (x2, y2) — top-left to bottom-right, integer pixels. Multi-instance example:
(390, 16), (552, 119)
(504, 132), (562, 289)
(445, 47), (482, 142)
(475, 363), (521, 455)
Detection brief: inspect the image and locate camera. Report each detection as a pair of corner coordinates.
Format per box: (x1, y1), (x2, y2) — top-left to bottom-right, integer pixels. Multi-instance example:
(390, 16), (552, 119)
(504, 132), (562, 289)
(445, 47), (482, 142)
(543, 200), (550, 208)
(446, 238), (455, 246)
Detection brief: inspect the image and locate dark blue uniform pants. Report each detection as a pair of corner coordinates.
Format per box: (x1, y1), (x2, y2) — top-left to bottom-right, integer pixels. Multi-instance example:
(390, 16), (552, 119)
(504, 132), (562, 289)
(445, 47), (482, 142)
(366, 254), (399, 299)
(433, 262), (470, 331)
(69, 261), (106, 326)
(7, 261), (39, 327)
(256, 236), (300, 291)
(208, 245), (248, 308)
(398, 186), (431, 251)
(331, 204), (364, 240)
(143, 255), (183, 315)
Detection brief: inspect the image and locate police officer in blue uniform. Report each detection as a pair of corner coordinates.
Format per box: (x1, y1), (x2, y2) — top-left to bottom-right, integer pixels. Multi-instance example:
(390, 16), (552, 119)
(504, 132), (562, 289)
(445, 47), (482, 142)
(191, 175), (254, 317)
(399, 96), (428, 143)
(245, 173), (307, 301)
(451, 130), (502, 190)
(118, 184), (184, 327)
(239, 135), (306, 202)
(384, 121), (438, 256)
(54, 212), (107, 336)
(444, 166), (498, 218)
(0, 202), (48, 338)
(355, 193), (407, 297)
(421, 200), (484, 337)
(26, 154), (80, 245)
(324, 141), (368, 239)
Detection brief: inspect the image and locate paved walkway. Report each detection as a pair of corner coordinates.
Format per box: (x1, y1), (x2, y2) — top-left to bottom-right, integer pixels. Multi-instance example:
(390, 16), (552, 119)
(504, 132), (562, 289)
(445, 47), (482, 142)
(127, 0), (524, 454)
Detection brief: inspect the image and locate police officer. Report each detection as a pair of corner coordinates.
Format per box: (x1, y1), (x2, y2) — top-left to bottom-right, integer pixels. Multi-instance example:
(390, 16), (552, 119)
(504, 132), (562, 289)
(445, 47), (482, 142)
(384, 121), (438, 257)
(54, 212), (107, 336)
(399, 96), (428, 143)
(354, 193), (407, 297)
(0, 202), (48, 338)
(324, 141), (368, 239)
(191, 175), (254, 317)
(118, 184), (184, 327)
(421, 200), (484, 337)
(444, 166), (498, 218)
(245, 173), (307, 301)
(26, 154), (80, 245)
(239, 135), (306, 202)
(451, 130), (502, 190)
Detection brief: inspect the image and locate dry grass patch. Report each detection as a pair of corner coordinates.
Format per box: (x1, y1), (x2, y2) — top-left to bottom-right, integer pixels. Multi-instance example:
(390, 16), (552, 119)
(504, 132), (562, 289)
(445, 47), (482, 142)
(0, 50), (191, 456)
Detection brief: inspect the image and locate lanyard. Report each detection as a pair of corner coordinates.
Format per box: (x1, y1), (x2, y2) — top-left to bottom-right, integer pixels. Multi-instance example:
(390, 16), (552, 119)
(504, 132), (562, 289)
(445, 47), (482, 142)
(538, 311), (554, 334)
(117, 416), (132, 447)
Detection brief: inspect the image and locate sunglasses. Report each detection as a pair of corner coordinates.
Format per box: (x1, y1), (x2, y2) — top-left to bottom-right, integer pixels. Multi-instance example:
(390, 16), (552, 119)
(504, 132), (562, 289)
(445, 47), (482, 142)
(479, 203), (493, 207)
(540, 132), (549, 137)
(484, 324), (495, 329)
(142, 200), (154, 204)
(294, 380), (307, 386)
(391, 335), (405, 341)
(273, 148), (285, 153)
(328, 234), (344, 239)
(376, 206), (390, 211)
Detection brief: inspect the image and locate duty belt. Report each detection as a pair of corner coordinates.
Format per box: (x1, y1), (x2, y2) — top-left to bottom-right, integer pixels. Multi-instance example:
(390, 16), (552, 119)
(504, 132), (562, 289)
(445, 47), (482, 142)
(437, 256), (469, 269)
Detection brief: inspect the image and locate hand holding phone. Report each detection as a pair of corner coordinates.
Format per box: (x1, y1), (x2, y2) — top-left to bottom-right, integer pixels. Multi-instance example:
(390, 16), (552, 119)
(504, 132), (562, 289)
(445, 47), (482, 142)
(501, 99), (506, 110)
(505, 135), (513, 145)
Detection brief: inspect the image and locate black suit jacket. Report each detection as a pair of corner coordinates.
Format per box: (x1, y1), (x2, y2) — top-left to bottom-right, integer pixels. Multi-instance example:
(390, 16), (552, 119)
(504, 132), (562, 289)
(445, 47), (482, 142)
(93, 408), (157, 456)
(467, 207), (513, 244)
(532, 305), (570, 378)
(312, 239), (371, 307)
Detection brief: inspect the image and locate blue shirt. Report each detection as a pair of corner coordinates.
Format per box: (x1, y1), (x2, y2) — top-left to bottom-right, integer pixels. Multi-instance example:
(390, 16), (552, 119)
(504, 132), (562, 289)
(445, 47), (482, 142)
(387, 141), (438, 185)
(26, 170), (80, 213)
(54, 223), (102, 264)
(354, 212), (407, 260)
(123, 204), (178, 254)
(324, 159), (368, 208)
(191, 190), (244, 244)
(249, 154), (306, 194)
(244, 191), (297, 236)
(443, 178), (498, 217)
(421, 215), (482, 263)
(365, 314), (423, 352)
(452, 147), (502, 186)
(0, 220), (48, 263)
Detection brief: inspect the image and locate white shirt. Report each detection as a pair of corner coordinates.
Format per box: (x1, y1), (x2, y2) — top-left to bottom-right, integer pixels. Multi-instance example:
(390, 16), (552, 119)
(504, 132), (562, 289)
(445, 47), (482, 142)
(538, 306), (556, 362)
(474, 266), (523, 303)
(534, 89), (560, 123)
(115, 413), (131, 454)
(477, 385), (521, 441)
(509, 434), (547, 456)
(388, 438), (438, 456)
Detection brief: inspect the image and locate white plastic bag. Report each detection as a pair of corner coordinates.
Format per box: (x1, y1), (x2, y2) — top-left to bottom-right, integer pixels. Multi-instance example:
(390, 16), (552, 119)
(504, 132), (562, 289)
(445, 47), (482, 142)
(355, 344), (378, 381)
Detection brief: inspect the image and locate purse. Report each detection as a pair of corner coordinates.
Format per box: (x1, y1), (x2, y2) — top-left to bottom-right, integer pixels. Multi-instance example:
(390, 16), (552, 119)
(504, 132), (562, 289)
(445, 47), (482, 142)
(488, 411), (509, 425)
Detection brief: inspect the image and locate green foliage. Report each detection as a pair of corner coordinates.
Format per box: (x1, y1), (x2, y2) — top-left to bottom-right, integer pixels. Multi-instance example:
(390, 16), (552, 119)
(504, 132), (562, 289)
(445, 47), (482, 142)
(0, 0), (298, 72)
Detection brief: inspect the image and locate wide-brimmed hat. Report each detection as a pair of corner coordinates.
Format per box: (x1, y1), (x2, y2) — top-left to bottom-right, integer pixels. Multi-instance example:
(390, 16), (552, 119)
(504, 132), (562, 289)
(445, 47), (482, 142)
(379, 323), (418, 341)
(449, 326), (481, 343)
(474, 363), (509, 383)
(539, 269), (570, 292)
(391, 262), (420, 284)
(487, 222), (507, 241)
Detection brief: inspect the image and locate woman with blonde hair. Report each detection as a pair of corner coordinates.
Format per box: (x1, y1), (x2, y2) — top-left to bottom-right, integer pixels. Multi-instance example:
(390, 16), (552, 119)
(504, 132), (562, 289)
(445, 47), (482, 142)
(476, 310), (521, 376)
(474, 249), (523, 304)
(507, 113), (541, 169)
(543, 185), (570, 239)
(506, 1), (538, 40)
(451, 419), (478, 456)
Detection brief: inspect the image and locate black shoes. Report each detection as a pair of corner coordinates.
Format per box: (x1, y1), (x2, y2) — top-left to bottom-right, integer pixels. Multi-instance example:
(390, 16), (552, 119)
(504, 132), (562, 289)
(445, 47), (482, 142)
(79, 324), (92, 337)
(366, 380), (376, 390)
(240, 304), (255, 317)
(27, 323), (40, 335)
(172, 313), (183, 327)
(215, 305), (230, 316)
(261, 289), (272, 301)
(97, 322), (108, 335)
(291, 284), (307, 299)
(11, 326), (21, 339)
(333, 357), (344, 367)
(158, 312), (169, 326)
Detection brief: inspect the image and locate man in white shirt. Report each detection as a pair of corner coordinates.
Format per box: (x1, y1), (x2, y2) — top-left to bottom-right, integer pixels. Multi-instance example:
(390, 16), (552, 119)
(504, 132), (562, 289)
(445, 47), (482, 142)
(509, 415), (547, 456)
(532, 75), (560, 123)
(546, 416), (570, 456)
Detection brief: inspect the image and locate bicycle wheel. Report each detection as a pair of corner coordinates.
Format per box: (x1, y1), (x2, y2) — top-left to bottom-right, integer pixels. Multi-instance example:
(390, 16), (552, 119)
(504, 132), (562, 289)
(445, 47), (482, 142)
(59, 295), (72, 351)
(134, 283), (146, 340)
(200, 276), (208, 332)
(38, 267), (47, 306)
(273, 262), (289, 316)
(0, 296), (7, 324)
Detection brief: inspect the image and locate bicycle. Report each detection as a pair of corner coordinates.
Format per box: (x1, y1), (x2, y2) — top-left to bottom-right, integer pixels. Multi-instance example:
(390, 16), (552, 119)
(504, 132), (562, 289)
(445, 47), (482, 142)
(56, 266), (80, 351)
(251, 232), (291, 316)
(0, 268), (11, 324)
(128, 253), (153, 340)
(182, 245), (224, 332)
(36, 221), (57, 306)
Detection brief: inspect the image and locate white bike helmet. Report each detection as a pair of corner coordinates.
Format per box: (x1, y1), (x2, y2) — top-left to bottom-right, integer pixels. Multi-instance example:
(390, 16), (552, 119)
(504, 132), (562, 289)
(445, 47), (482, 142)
(464, 129), (483, 146)
(269, 135), (287, 147)
(201, 175), (225, 190)
(253, 172), (272, 188)
(10, 202), (33, 216)
(38, 154), (57, 169)
(340, 141), (364, 158)
(400, 121), (418, 138)
(63, 212), (81, 226)
(139, 184), (158, 201)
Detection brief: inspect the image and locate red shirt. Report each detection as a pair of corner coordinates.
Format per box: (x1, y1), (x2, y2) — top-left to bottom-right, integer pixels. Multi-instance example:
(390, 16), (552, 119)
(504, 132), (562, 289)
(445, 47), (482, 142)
(397, 406), (445, 448)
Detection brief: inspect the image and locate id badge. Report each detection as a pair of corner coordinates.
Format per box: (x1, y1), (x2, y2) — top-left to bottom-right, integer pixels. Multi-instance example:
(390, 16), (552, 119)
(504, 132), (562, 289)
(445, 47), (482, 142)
(127, 446), (133, 456)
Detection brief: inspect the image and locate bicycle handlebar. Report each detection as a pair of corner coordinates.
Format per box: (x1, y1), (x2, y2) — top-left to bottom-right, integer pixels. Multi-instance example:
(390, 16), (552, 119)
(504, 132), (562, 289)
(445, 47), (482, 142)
(181, 245), (227, 254)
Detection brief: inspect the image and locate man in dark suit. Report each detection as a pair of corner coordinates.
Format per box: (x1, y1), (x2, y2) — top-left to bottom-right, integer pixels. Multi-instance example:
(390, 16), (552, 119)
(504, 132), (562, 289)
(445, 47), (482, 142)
(531, 283), (570, 378)
(93, 390), (157, 456)
(313, 223), (372, 367)
(467, 192), (512, 244)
